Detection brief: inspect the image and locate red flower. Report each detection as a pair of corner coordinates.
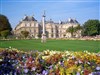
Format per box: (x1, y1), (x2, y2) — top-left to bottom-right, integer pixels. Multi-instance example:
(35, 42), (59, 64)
(84, 69), (91, 75)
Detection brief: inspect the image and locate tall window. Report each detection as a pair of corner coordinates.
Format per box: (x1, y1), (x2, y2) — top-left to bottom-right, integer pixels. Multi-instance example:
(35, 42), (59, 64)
(30, 23), (31, 27)
(30, 30), (31, 32)
(34, 24), (36, 27)
(34, 29), (36, 33)
(27, 23), (30, 27)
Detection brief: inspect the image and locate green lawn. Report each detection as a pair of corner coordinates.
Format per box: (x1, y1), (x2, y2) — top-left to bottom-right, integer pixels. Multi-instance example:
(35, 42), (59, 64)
(0, 39), (100, 52)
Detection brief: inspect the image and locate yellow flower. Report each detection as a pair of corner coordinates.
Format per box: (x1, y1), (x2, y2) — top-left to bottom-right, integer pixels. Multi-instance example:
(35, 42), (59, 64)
(59, 67), (64, 75)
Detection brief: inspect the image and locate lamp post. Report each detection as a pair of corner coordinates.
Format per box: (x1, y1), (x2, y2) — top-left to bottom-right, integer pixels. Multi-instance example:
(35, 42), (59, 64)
(41, 11), (46, 43)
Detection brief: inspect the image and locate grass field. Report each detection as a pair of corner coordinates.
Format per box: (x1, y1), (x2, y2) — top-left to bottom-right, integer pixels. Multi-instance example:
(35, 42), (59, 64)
(0, 39), (100, 52)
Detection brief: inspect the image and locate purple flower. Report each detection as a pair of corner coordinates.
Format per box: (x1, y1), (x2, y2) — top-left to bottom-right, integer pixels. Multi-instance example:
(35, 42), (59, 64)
(76, 72), (80, 75)
(42, 70), (48, 75)
(96, 66), (100, 70)
(24, 68), (29, 73)
(48, 65), (53, 69)
(91, 72), (100, 75)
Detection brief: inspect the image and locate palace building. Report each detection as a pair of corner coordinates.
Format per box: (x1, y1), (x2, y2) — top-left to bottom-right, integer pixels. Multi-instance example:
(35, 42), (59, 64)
(14, 15), (81, 38)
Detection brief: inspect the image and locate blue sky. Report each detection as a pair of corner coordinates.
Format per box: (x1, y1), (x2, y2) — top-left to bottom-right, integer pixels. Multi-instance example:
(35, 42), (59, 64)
(0, 0), (100, 29)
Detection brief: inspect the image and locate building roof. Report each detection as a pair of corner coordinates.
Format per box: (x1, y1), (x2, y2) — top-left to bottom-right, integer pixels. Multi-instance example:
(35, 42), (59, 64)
(45, 19), (54, 24)
(67, 18), (79, 24)
(58, 18), (79, 25)
(23, 15), (37, 21)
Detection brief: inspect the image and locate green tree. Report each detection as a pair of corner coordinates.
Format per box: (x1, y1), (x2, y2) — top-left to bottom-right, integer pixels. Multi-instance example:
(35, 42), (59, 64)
(82, 20), (100, 36)
(67, 25), (82, 38)
(74, 24), (83, 37)
(21, 31), (29, 38)
(74, 24), (82, 31)
(1, 30), (10, 39)
(0, 14), (12, 35)
(37, 34), (42, 38)
(67, 26), (75, 38)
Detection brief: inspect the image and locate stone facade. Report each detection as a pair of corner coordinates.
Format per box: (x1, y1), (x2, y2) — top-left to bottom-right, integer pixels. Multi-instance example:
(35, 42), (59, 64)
(14, 15), (81, 38)
(14, 15), (40, 38)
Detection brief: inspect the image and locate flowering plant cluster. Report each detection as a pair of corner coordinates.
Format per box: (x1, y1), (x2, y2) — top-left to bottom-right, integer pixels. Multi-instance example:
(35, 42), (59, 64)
(0, 48), (100, 75)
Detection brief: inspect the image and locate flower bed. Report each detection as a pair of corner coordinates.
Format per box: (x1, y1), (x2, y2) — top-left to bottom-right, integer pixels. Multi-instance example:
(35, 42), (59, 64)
(0, 48), (100, 75)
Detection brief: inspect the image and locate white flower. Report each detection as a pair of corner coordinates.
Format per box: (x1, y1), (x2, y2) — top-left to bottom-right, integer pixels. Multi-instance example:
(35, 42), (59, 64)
(87, 62), (90, 65)
(58, 61), (61, 64)
(17, 67), (19, 69)
(71, 55), (75, 59)
(32, 67), (36, 71)
(78, 60), (82, 64)
(88, 73), (92, 75)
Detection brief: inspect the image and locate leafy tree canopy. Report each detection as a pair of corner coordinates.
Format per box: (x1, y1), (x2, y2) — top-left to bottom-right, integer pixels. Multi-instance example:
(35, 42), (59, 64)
(1, 30), (10, 39)
(74, 24), (82, 31)
(0, 14), (12, 32)
(67, 26), (75, 37)
(21, 31), (29, 38)
(83, 19), (100, 36)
